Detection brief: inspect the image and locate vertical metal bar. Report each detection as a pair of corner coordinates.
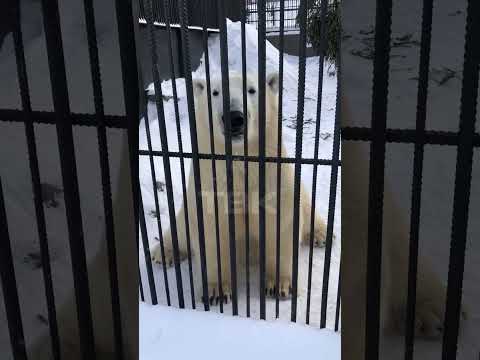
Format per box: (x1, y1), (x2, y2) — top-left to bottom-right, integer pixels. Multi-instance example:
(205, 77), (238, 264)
(305, 0), (328, 325)
(0, 178), (28, 360)
(139, 0), (146, 20)
(257, 0), (267, 321)
(177, 0), (210, 312)
(320, 37), (341, 328)
(144, 0), (185, 309)
(139, 268), (145, 302)
(82, 0), (124, 357)
(162, 0), (196, 309)
(202, 0), (225, 312)
(365, 0), (392, 357)
(442, 0), (479, 358)
(12, 2), (61, 358)
(217, 0), (239, 316)
(40, 1), (96, 357)
(274, 0), (285, 320)
(113, 0), (141, 313)
(139, 191), (159, 305)
(241, 0), (251, 318)
(335, 263), (341, 331)
(142, 96), (171, 306)
(290, 0), (308, 323)
(152, 0), (160, 23)
(175, 29), (185, 79)
(404, 0), (433, 357)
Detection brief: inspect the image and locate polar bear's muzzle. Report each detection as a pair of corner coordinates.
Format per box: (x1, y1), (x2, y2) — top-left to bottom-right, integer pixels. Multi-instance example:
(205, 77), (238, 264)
(222, 111), (245, 139)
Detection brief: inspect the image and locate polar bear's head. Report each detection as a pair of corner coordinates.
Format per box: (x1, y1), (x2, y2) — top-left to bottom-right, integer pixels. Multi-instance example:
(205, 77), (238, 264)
(192, 70), (279, 149)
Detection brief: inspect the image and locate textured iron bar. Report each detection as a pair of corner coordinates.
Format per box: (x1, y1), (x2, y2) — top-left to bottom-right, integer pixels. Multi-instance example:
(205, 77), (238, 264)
(290, 0), (308, 323)
(4, 108), (480, 147)
(320, 33), (341, 328)
(82, 0), (124, 357)
(340, 127), (480, 146)
(257, 0), (267, 320)
(177, 0), (210, 311)
(404, 0), (433, 357)
(139, 150), (340, 165)
(241, 0), (251, 318)
(0, 109), (127, 128)
(145, 0), (185, 309)
(334, 263), (341, 331)
(141, 97), (170, 305)
(139, 0), (146, 19)
(152, 0), (160, 22)
(365, 0), (392, 356)
(274, 0), (285, 319)
(162, 0), (196, 309)
(175, 29), (185, 78)
(139, 192), (159, 304)
(217, 0), (239, 316)
(11, 2), (60, 358)
(305, 0), (328, 325)
(40, 1), (96, 357)
(203, 0), (225, 312)
(442, 0), (479, 357)
(114, 0), (141, 314)
(139, 268), (145, 301)
(0, 178), (28, 360)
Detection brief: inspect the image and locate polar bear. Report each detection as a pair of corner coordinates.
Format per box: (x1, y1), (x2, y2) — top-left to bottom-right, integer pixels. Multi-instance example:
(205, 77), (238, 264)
(341, 97), (467, 356)
(151, 71), (328, 303)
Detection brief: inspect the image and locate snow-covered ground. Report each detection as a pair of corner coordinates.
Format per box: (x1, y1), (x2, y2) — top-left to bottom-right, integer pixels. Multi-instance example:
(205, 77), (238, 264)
(138, 20), (341, 329)
(140, 302), (340, 360)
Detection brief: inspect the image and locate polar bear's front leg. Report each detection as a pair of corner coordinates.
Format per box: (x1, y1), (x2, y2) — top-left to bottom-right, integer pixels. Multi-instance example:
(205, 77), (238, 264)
(151, 206), (189, 267)
(262, 163), (299, 299)
(199, 192), (233, 306)
(300, 185), (328, 248)
(265, 225), (294, 299)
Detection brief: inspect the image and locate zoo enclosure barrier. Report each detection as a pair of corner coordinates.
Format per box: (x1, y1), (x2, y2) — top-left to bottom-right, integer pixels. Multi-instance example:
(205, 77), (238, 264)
(0, 0), (141, 359)
(137, 0), (341, 330)
(341, 0), (479, 359)
(6, 0), (477, 359)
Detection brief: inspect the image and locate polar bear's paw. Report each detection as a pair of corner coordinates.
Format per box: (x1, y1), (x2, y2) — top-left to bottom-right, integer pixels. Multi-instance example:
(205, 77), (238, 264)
(151, 243), (187, 267)
(410, 302), (445, 339)
(313, 222), (328, 247)
(396, 300), (467, 340)
(201, 282), (232, 306)
(416, 302), (467, 339)
(302, 221), (329, 248)
(265, 277), (293, 300)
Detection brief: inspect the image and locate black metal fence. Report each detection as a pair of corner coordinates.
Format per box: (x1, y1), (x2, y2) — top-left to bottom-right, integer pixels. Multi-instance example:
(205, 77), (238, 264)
(1, 0), (341, 357)
(0, 0), (140, 358)
(246, 0), (302, 32)
(4, 0), (476, 358)
(137, 0), (341, 330)
(341, 0), (479, 359)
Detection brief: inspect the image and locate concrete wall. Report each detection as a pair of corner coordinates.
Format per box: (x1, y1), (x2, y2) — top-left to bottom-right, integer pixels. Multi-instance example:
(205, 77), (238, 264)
(267, 33), (318, 57)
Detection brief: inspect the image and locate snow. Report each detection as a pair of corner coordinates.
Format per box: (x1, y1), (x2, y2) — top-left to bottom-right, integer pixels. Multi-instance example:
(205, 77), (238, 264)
(139, 19), (341, 330)
(139, 302), (340, 360)
(341, 0), (480, 358)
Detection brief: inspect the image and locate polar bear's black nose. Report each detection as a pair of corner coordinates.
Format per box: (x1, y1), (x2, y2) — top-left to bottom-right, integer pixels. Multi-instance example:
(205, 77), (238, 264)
(223, 111), (245, 137)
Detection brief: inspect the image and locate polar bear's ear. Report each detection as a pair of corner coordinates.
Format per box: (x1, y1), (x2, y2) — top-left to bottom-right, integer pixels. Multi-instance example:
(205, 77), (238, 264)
(192, 78), (206, 94)
(266, 72), (279, 94)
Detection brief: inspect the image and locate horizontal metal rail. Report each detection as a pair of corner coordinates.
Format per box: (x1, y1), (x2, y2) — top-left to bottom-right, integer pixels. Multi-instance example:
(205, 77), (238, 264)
(138, 149), (340, 165)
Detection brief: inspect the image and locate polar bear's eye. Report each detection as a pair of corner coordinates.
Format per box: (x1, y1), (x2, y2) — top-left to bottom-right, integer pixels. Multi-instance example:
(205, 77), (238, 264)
(212, 90), (219, 96)
(248, 88), (256, 94)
